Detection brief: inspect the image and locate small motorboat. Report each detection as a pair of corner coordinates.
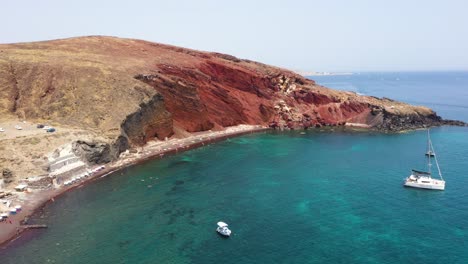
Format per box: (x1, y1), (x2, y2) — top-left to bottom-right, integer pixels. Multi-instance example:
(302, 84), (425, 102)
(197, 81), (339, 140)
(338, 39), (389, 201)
(216, 221), (232, 237)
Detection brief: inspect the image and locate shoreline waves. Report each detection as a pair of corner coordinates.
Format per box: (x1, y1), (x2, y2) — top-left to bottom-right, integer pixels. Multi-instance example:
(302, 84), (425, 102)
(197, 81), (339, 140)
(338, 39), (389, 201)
(0, 124), (269, 248)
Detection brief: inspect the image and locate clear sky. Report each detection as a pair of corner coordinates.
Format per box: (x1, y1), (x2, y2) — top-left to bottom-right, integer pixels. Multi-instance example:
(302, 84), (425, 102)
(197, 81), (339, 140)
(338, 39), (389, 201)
(1, 0), (467, 72)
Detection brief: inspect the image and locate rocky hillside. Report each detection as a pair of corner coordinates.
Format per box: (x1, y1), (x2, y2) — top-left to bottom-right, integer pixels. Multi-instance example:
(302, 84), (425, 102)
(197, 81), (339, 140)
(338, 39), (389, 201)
(0, 36), (459, 161)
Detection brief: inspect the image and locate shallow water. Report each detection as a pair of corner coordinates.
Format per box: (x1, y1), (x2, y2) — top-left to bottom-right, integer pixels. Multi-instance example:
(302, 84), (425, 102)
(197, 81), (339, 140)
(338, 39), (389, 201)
(2, 127), (468, 264)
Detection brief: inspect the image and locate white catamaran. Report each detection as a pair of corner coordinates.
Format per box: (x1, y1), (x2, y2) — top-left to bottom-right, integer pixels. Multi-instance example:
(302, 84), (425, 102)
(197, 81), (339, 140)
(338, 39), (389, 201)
(404, 129), (445, 190)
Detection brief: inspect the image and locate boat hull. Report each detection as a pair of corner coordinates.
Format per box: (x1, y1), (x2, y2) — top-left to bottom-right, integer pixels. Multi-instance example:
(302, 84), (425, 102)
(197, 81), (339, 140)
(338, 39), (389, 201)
(403, 175), (445, 191)
(216, 227), (231, 237)
(404, 180), (445, 190)
(216, 231), (231, 237)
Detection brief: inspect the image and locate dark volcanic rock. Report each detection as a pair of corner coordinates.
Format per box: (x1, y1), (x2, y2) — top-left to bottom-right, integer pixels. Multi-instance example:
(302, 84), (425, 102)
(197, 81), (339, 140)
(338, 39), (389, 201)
(73, 140), (113, 165)
(442, 119), (467, 127)
(113, 136), (130, 157)
(72, 136), (132, 164)
(374, 110), (466, 132)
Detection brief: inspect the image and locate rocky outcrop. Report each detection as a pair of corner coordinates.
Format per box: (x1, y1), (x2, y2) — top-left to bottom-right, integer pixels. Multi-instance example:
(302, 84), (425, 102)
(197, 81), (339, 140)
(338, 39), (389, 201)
(441, 119), (467, 127)
(71, 133), (134, 165)
(72, 141), (112, 165)
(373, 110), (467, 132)
(375, 110), (441, 131)
(71, 139), (117, 164)
(112, 136), (130, 158)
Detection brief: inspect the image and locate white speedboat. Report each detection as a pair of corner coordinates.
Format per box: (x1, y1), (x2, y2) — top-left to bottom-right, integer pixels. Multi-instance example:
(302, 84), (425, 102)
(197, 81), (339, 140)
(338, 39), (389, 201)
(404, 129), (445, 190)
(216, 221), (232, 237)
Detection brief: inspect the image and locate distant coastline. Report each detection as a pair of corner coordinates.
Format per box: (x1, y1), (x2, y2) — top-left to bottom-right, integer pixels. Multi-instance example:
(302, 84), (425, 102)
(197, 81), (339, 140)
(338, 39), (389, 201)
(294, 71), (354, 76)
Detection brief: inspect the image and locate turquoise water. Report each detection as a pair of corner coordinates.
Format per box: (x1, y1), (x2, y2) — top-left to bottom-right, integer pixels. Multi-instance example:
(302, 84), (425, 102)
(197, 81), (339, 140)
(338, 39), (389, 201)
(2, 72), (468, 263)
(2, 127), (468, 263)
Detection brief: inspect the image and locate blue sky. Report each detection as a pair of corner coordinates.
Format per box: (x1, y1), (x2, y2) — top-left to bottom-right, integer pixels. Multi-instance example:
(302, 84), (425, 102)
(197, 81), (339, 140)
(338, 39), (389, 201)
(1, 0), (467, 72)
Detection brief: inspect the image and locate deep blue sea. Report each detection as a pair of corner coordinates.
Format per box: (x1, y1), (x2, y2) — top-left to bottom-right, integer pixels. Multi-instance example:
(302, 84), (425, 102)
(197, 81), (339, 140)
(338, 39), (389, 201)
(1, 72), (468, 264)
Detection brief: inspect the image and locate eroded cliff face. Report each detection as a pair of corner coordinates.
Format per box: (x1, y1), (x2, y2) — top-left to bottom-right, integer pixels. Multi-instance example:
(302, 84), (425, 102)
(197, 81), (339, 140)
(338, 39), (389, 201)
(120, 93), (173, 145)
(0, 36), (458, 164)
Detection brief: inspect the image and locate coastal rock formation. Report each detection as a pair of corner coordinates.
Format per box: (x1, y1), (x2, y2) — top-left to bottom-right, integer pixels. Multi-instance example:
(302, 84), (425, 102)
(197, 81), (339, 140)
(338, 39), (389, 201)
(72, 134), (133, 165)
(72, 141), (113, 165)
(0, 36), (462, 163)
(72, 140), (122, 165)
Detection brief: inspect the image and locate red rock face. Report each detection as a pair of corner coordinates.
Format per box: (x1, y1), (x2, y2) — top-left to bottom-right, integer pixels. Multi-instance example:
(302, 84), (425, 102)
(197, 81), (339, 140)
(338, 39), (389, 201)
(293, 89), (338, 105)
(136, 69), (214, 132)
(199, 61), (274, 98)
(138, 61), (285, 131)
(135, 53), (434, 132)
(137, 55), (394, 132)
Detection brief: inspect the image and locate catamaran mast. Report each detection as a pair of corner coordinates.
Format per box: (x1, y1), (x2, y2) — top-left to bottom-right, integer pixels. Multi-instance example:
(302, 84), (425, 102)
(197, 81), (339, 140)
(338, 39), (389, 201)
(427, 129), (444, 180)
(427, 129), (432, 177)
(431, 138), (444, 180)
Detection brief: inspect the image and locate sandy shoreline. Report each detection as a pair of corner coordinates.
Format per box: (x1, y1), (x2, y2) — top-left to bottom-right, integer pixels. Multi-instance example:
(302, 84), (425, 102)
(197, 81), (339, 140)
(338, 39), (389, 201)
(0, 124), (269, 248)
